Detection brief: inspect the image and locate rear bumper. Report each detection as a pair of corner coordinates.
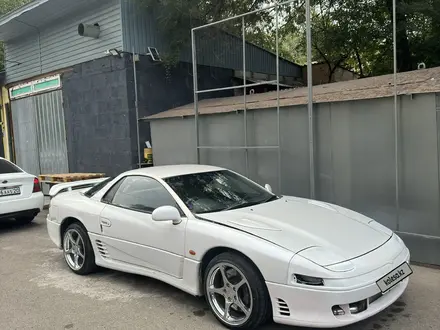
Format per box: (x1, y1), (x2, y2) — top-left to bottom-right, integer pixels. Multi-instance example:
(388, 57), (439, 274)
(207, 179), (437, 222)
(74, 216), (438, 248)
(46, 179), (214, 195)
(0, 192), (44, 219)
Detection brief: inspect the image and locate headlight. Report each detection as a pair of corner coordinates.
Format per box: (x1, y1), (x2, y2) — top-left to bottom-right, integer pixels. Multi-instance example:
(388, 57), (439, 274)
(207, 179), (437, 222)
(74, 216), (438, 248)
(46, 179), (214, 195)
(293, 274), (324, 286)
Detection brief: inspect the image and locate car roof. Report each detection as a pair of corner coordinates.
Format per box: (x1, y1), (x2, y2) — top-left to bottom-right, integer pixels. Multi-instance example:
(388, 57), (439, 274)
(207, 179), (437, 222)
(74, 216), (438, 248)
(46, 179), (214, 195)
(124, 164), (225, 179)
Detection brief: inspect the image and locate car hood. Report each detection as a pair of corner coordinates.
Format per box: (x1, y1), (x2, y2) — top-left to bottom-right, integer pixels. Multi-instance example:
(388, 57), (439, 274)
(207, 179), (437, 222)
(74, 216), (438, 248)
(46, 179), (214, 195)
(199, 196), (392, 265)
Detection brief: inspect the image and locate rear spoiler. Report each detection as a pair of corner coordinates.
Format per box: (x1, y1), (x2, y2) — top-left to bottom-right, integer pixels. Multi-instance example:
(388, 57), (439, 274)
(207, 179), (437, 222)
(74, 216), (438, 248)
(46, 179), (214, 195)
(49, 177), (110, 198)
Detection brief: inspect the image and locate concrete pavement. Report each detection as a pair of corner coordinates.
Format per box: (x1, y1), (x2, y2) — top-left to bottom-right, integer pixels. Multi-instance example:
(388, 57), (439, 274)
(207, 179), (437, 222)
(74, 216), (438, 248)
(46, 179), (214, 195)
(0, 211), (439, 330)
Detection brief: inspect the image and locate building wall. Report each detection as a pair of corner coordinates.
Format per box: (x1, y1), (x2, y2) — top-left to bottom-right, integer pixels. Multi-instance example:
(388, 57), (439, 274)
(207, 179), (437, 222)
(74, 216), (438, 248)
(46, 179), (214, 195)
(4, 0), (122, 84)
(61, 54), (238, 176)
(61, 55), (134, 177)
(3, 0), (302, 84)
(149, 93), (440, 265)
(302, 63), (359, 85)
(120, 0), (302, 78)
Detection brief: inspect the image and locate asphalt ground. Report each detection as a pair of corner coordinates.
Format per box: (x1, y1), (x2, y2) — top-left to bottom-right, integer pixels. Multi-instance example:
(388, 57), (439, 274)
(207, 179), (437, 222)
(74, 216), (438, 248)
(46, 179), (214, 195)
(0, 211), (439, 330)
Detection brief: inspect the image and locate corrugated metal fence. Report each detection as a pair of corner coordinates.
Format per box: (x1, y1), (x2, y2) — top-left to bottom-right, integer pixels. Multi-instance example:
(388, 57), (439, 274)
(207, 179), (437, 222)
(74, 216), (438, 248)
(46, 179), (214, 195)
(11, 90), (68, 176)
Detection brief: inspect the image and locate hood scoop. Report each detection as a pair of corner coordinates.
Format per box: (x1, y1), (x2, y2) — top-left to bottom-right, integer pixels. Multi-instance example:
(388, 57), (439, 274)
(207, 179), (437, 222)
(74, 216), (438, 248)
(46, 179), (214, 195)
(227, 216), (281, 231)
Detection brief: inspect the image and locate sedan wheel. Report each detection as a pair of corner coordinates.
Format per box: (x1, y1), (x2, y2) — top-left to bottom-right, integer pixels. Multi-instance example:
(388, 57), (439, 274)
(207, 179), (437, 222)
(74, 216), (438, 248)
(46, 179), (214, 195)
(63, 223), (97, 275)
(204, 253), (271, 329)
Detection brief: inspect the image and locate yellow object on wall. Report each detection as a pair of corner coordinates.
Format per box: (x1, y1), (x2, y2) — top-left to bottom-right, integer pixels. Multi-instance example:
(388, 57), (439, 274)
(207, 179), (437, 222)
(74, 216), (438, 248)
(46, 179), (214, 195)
(144, 148), (153, 165)
(1, 86), (11, 160)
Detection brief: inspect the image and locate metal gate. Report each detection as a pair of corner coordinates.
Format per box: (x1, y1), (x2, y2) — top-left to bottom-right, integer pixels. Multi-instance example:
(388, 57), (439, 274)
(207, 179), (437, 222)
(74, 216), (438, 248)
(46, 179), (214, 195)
(11, 90), (68, 176)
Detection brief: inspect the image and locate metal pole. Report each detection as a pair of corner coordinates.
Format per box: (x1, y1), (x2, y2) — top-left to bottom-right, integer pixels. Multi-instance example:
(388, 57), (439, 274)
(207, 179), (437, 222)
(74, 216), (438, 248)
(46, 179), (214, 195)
(276, 3), (282, 193)
(242, 16), (249, 177)
(191, 29), (200, 164)
(306, 0), (315, 198)
(133, 48), (141, 168)
(392, 0), (400, 230)
(197, 81), (277, 94)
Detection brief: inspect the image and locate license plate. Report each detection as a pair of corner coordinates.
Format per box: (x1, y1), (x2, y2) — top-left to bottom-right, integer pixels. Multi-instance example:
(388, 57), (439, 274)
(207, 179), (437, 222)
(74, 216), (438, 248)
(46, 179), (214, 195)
(0, 187), (21, 197)
(376, 262), (413, 293)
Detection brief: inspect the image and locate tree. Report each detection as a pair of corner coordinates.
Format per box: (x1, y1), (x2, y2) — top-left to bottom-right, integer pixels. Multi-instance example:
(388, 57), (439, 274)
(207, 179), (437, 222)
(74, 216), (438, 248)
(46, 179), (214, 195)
(137, 0), (278, 66)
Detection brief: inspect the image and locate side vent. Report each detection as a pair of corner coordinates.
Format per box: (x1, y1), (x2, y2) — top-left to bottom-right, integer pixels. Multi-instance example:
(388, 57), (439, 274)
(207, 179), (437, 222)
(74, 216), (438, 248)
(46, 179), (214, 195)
(277, 298), (290, 316)
(96, 240), (109, 259)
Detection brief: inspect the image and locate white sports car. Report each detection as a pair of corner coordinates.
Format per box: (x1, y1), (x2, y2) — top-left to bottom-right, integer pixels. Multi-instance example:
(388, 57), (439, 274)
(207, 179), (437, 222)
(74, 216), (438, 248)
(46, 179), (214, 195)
(0, 157), (44, 224)
(46, 165), (412, 329)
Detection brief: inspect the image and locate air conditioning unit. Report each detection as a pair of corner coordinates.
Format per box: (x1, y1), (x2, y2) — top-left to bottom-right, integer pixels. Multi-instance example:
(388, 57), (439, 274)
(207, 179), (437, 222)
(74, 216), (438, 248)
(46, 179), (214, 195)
(78, 23), (101, 39)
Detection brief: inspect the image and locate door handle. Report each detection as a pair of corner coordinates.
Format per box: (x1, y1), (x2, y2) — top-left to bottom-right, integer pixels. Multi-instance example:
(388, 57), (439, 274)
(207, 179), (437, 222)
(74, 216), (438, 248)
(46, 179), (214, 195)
(100, 218), (112, 227)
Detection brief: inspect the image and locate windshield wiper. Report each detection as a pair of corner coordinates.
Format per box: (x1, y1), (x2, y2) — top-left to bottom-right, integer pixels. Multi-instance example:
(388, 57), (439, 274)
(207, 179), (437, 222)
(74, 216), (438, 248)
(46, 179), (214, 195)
(262, 194), (280, 203)
(224, 195), (280, 211)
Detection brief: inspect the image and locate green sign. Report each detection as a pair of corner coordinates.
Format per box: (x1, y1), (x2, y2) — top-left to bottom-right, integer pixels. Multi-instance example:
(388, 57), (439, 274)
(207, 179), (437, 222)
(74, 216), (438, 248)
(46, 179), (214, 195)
(11, 85), (32, 98)
(10, 75), (61, 99)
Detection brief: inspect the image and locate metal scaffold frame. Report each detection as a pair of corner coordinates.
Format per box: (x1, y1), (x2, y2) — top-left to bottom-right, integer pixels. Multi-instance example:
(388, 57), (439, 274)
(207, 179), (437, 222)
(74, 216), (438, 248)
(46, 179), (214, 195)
(191, 0), (312, 194)
(191, 0), (399, 202)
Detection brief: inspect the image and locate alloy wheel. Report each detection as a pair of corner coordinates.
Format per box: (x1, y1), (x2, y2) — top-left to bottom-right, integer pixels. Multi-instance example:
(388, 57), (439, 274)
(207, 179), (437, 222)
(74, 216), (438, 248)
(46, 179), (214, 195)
(206, 262), (253, 327)
(63, 229), (86, 271)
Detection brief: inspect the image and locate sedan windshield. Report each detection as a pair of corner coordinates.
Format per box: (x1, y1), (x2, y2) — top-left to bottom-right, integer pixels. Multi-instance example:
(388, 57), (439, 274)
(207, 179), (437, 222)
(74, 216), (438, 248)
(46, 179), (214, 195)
(164, 170), (278, 214)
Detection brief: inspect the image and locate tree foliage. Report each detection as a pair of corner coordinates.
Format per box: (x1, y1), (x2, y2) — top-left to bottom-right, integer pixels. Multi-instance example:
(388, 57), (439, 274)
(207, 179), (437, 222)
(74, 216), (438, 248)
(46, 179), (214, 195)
(138, 0), (440, 80)
(138, 0), (288, 66)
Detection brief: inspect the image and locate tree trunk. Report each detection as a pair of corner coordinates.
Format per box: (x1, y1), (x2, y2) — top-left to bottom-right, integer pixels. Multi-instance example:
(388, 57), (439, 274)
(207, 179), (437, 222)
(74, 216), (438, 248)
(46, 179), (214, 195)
(386, 0), (412, 72)
(355, 48), (364, 77)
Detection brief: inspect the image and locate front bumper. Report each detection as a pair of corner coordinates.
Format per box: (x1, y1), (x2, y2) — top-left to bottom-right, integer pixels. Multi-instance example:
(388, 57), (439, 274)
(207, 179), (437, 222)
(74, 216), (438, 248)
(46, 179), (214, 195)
(268, 248), (411, 328)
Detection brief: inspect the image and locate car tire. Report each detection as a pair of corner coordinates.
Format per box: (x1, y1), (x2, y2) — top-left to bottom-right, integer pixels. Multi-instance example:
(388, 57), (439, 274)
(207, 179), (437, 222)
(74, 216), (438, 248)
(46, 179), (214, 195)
(203, 252), (271, 329)
(62, 223), (97, 275)
(15, 216), (35, 225)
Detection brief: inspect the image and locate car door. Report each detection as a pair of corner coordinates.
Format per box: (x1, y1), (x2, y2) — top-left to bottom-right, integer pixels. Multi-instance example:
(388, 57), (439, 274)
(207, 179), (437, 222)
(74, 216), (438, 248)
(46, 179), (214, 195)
(96, 175), (187, 278)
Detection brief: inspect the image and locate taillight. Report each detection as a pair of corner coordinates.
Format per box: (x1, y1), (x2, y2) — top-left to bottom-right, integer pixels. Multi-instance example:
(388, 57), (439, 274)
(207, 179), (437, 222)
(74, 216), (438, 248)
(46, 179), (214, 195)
(33, 177), (41, 193)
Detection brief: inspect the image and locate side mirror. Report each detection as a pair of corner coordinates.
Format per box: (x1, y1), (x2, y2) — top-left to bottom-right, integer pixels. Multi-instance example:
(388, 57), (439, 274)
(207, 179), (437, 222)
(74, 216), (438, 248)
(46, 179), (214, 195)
(264, 184), (273, 193)
(152, 206), (182, 225)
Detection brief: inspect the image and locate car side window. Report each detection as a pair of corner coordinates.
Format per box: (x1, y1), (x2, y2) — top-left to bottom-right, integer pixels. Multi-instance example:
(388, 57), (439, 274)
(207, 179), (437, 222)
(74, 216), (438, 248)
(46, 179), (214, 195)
(105, 176), (181, 214)
(102, 178), (125, 204)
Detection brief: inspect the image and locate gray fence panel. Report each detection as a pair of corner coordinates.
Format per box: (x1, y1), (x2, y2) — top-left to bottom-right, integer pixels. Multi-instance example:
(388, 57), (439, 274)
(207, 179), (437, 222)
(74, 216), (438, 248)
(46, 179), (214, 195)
(399, 94), (439, 236)
(34, 90), (69, 175)
(150, 118), (197, 165)
(330, 98), (397, 231)
(11, 97), (40, 176)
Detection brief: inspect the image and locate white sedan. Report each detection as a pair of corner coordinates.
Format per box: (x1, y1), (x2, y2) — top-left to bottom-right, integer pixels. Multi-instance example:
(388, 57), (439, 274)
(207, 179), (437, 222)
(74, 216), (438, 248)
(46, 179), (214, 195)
(0, 157), (44, 224)
(46, 165), (411, 329)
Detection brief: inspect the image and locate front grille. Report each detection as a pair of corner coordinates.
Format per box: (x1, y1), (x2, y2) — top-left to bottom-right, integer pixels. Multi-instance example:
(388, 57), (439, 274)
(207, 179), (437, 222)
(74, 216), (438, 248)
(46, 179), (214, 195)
(277, 298), (290, 316)
(369, 292), (383, 305)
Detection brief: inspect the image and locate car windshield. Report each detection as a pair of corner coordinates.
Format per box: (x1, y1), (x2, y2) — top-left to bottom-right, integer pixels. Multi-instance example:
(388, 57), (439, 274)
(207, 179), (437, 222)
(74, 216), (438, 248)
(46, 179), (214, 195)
(0, 159), (22, 174)
(164, 170), (278, 214)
